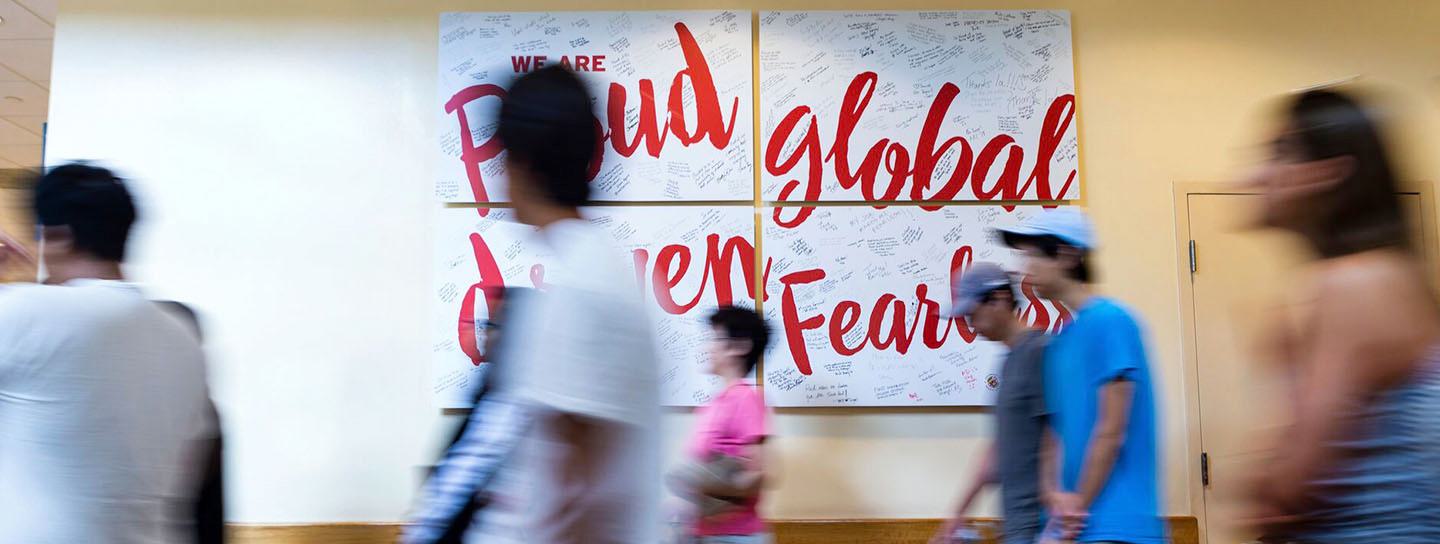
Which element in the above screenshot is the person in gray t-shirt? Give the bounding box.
[933,262,1048,544]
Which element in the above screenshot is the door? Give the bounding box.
[1185,192,1425,543]
[0,174,36,283]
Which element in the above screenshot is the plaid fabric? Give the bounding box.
[403,392,530,544]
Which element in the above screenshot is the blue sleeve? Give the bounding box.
[1092,309,1146,385]
[402,392,530,544]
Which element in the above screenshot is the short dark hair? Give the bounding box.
[708,306,770,376]
[1026,235,1092,283]
[1281,89,1409,258]
[498,66,597,207]
[32,163,137,261]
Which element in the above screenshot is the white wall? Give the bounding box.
[47,0,1440,524]
[48,6,444,521]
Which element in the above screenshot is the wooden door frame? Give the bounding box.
[1172,182,1438,544]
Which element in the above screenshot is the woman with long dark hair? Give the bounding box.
[1244,89,1440,542]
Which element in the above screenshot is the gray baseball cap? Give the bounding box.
[950,262,1014,318]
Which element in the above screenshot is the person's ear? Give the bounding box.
[40,225,74,255]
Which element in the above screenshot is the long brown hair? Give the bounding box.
[1282,89,1410,258]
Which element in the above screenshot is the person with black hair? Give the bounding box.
[31,162,137,282]
[1239,89,1440,542]
[0,163,217,543]
[471,66,660,544]
[997,208,1166,544]
[497,65,598,224]
[669,306,773,544]
[932,263,1048,544]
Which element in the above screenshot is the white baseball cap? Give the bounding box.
[995,207,1095,250]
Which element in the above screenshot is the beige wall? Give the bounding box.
[47,0,1440,524]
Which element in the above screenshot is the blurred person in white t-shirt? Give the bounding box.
[0,164,217,543]
[470,66,661,544]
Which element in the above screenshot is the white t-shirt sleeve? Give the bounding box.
[516,221,658,425]
[525,284,655,424]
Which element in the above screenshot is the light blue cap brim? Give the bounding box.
[996,225,1091,250]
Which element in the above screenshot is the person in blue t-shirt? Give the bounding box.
[996,208,1167,544]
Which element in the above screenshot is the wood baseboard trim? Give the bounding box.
[771,517,1199,543]
[228,523,402,543]
[772,518,952,543]
[228,516,1199,544]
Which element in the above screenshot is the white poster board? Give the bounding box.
[759,11,1079,225]
[436,11,754,203]
[762,206,1068,406]
[432,207,757,407]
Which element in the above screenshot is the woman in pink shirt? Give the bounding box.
[674,306,773,544]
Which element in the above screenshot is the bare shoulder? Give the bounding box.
[1313,249,1432,308]
[1311,249,1440,380]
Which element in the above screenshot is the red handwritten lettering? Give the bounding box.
[457,233,506,364]
[667,22,739,148]
[765,107,824,227]
[631,248,650,301]
[948,246,980,344]
[780,275,976,376]
[609,80,669,157]
[652,244,701,313]
[828,301,864,356]
[774,245,1069,375]
[443,84,507,216]
[448,23,739,208]
[459,230,1064,375]
[765,71,1078,226]
[779,270,827,376]
[1020,277,1070,334]
[647,234,770,314]
[458,230,768,363]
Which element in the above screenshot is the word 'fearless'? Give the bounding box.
[510,55,606,73]
[776,246,1069,375]
[454,226,1069,374]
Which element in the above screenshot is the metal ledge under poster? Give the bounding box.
[762,206,1068,407]
[432,207,757,408]
[436,11,755,204]
[759,11,1079,212]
